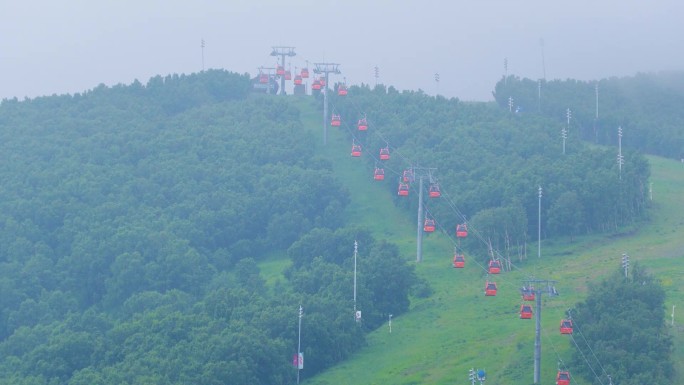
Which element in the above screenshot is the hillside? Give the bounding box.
[0,71,679,384]
[305,147,684,384]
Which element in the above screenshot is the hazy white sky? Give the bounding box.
[2,0,683,101]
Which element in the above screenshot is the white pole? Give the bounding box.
[595,82,599,119]
[389,314,393,333]
[297,305,303,384]
[650,182,653,201]
[353,241,358,319]
[618,126,623,180]
[538,186,542,258]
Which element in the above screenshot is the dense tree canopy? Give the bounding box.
[0,71,418,384]
[493,72,684,159]
[569,264,673,385]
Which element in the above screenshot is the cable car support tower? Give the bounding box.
[522,278,558,384]
[313,62,341,145]
[413,167,437,263]
[270,46,296,95]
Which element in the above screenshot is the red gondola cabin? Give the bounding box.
[373,168,385,181]
[423,218,436,232]
[398,183,409,196]
[331,114,341,127]
[259,73,268,84]
[357,117,368,131]
[294,75,303,85]
[285,70,292,80]
[312,80,322,90]
[485,281,497,296]
[338,84,348,96]
[453,253,465,268]
[379,147,390,160]
[319,77,326,87]
[402,169,414,183]
[456,224,468,238]
[556,371,570,385]
[351,144,362,157]
[276,66,285,75]
[560,319,573,335]
[301,68,309,78]
[522,286,535,301]
[488,260,501,274]
[520,304,533,319]
[428,183,441,198]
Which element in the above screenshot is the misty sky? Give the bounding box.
[2,0,683,101]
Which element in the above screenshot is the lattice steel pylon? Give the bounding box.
[313,63,341,145]
[270,46,296,95]
[522,278,559,384]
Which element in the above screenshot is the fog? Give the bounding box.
[2,0,683,101]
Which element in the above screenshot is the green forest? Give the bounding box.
[0,69,678,384]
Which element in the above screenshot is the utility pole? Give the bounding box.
[201,38,205,71]
[353,241,361,322]
[595,82,599,119]
[434,72,440,95]
[618,126,624,180]
[650,182,653,201]
[270,46,296,95]
[538,186,542,258]
[561,125,567,155]
[538,79,542,112]
[314,62,341,145]
[563,108,571,154]
[540,38,546,81]
[504,57,508,85]
[523,278,558,384]
[296,305,303,384]
[412,167,437,263]
[594,82,599,143]
[623,253,630,276]
[508,96,513,113]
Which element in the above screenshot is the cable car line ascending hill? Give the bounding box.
[320,82,614,385]
[255,50,618,384]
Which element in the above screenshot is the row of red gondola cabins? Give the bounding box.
[344,112,576,334]
[336,115,368,130]
[261,66,347,94]
[349,145,391,160]
[268,67,342,92]
[344,86,572,385]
